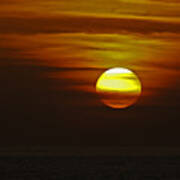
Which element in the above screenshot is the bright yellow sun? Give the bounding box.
[96,67,142,109]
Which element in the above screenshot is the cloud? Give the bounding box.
[1,0,180,18]
[1,31,179,109]
[149,0,180,3]
[0,15,180,35]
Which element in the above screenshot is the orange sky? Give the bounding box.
[0,0,180,107]
[0,0,180,148]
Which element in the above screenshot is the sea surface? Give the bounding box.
[0,156,180,179]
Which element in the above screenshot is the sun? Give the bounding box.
[96,67,142,109]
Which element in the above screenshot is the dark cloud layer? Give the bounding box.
[1,15,180,35]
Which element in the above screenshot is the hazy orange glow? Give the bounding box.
[0,0,180,149]
[0,0,180,108]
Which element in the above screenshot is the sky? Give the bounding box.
[0,0,180,151]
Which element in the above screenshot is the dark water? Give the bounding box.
[0,156,180,179]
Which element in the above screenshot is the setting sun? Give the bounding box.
[96,68,142,109]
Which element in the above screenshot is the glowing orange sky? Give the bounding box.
[0,0,180,108]
[0,0,180,149]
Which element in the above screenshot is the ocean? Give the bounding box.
[0,156,180,179]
